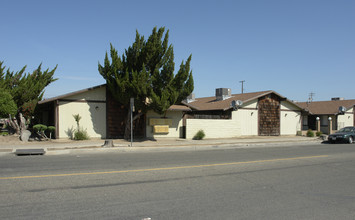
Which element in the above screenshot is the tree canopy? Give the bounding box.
[98,27,194,116]
[0,61,57,118]
[0,89,17,118]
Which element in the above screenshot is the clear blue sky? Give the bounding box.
[1,0,354,102]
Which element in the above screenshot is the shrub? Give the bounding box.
[47,126,55,139]
[33,124,48,140]
[193,130,205,140]
[306,129,315,137]
[73,114,82,129]
[71,114,89,140]
[74,128,90,140]
[33,124,48,132]
[316,131,323,137]
[0,132,9,136]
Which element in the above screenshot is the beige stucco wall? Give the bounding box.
[236,100,258,136]
[186,101,258,139]
[236,109,258,135]
[280,101,302,135]
[146,110,184,138]
[58,87,106,139]
[186,117,239,139]
[186,99,303,139]
[337,107,354,129]
[280,101,299,110]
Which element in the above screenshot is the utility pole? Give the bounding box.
[130,97,134,147]
[239,80,245,94]
[308,92,315,103]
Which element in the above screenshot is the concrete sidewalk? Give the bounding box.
[0,136,323,155]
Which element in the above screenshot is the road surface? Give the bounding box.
[1,143,355,219]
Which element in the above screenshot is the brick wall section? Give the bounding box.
[106,88,145,138]
[258,94,280,136]
[106,88,126,138]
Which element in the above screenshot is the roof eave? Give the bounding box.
[181,101,201,111]
[38,84,106,105]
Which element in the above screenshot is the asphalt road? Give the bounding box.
[1,143,355,220]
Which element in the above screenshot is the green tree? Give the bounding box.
[0,89,17,118]
[0,61,58,118]
[99,27,194,138]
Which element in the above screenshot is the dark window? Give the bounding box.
[188,110,232,119]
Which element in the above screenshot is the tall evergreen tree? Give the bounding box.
[98,27,194,138]
[0,61,57,118]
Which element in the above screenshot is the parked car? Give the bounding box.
[328,126,355,144]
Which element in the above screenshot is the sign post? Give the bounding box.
[130,98,134,147]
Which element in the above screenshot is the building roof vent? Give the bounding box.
[184,93,195,103]
[338,106,346,114]
[216,88,231,101]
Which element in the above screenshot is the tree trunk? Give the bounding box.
[6,113,28,135]
[124,111,131,140]
[123,111,144,140]
[7,114,20,134]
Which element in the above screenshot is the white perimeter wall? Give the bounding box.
[186,117,239,139]
[280,101,302,135]
[186,100,258,139]
[58,86,106,139]
[186,99,302,139]
[337,107,354,129]
[238,100,258,136]
[146,110,184,138]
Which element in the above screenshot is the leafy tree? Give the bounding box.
[0,89,17,118]
[99,27,194,138]
[0,61,58,118]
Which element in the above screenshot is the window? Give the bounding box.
[188,110,232,119]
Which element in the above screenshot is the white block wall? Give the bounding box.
[186,117,239,139]
[186,99,303,139]
[337,107,354,129]
[280,101,302,135]
[186,101,258,139]
[146,110,184,138]
[236,109,258,136]
[280,110,301,135]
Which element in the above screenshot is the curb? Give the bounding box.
[0,139,324,156]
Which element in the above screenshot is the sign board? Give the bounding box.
[149,118,172,126]
[153,125,169,134]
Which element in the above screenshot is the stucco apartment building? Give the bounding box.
[38,84,190,139]
[38,85,306,139]
[182,89,303,139]
[298,98,355,134]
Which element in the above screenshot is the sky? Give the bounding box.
[1,0,354,102]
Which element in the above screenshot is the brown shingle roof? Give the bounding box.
[297,100,355,115]
[167,104,191,111]
[38,84,106,104]
[39,84,191,111]
[183,90,295,111]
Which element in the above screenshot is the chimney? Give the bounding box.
[216,88,231,101]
